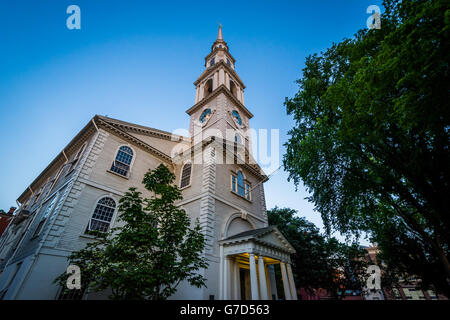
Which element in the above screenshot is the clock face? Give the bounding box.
[232,110,242,126]
[199,108,212,123]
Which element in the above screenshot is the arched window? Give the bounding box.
[237,170,245,197]
[180,162,192,188]
[210,57,215,67]
[110,146,133,177]
[231,170,251,200]
[88,197,116,232]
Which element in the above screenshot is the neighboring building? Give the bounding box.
[0,208,15,237]
[297,288,362,300]
[0,26,297,300]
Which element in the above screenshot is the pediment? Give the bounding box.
[220,226,295,254]
[256,227,296,254]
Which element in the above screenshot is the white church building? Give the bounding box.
[0,26,298,300]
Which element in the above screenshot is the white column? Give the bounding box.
[258,256,269,300]
[265,264,272,299]
[233,258,240,300]
[286,263,298,300]
[199,84,204,101]
[225,72,230,89]
[214,71,219,90]
[268,265,278,300]
[219,69,225,86]
[224,256,231,299]
[249,253,259,300]
[219,245,224,299]
[280,262,292,300]
[195,86,199,103]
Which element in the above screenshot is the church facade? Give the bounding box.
[0,27,297,300]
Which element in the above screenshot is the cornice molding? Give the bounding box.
[97,115,190,143]
[186,84,253,119]
[17,120,97,203]
[96,117,173,164]
[194,60,245,89]
[204,47,236,65]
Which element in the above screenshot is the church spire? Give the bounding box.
[211,24,228,52]
[217,24,223,41]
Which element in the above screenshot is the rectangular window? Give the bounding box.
[231,175,236,192]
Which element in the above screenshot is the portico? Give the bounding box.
[218,226,297,300]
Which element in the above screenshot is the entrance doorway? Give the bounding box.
[239,268,251,300]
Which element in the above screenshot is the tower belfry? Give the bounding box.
[186,25,254,152]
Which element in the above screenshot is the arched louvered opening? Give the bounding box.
[229,80,238,98]
[204,78,213,98]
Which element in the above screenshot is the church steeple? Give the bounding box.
[187,26,254,151]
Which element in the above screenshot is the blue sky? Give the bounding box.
[0,0,383,244]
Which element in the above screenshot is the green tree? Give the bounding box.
[268,207,367,298]
[56,164,208,300]
[283,0,449,294]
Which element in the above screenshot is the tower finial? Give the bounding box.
[217,24,223,41]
